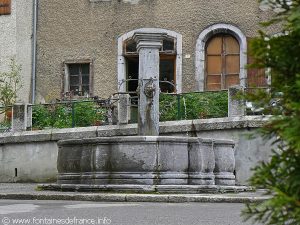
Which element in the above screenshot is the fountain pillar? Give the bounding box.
[133,32,167,136]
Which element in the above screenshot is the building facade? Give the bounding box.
[0,0,34,103]
[36,0,273,102]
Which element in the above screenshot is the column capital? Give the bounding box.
[133,32,167,52]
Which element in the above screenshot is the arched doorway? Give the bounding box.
[205,34,240,90]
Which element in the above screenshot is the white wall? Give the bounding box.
[0,0,33,103]
[0,116,273,184]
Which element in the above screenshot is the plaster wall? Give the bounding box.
[196,129,273,185]
[0,141,58,182]
[0,0,33,103]
[0,116,273,185]
[36,0,276,101]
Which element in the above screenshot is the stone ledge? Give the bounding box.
[0,192,271,203]
[0,183,271,203]
[38,184,253,194]
[0,116,269,144]
[160,116,270,134]
[89,0,111,2]
[0,130,52,144]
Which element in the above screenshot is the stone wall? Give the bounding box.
[0,116,273,185]
[0,0,33,103]
[36,0,277,101]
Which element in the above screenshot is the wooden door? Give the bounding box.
[206,35,240,90]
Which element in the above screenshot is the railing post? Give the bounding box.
[27,105,32,130]
[118,94,131,125]
[109,94,119,125]
[12,103,30,132]
[228,86,245,117]
[71,102,75,128]
[177,94,181,120]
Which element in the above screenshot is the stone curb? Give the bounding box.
[0,193,271,203]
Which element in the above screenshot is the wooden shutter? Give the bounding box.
[0,0,11,15]
[224,35,240,89]
[206,34,240,91]
[206,36,222,90]
[247,38,267,88]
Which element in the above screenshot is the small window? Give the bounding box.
[65,63,92,97]
[161,38,175,52]
[0,0,11,15]
[124,38,176,54]
[125,39,137,54]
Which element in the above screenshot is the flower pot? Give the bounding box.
[94,120,102,126]
[5,110,12,121]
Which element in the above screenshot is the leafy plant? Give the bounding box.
[0,58,22,107]
[32,101,107,129]
[242,1,300,224]
[159,91,228,121]
[0,120,11,132]
[0,58,22,121]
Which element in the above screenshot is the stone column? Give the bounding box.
[12,103,29,132]
[228,86,245,117]
[118,93,131,125]
[133,32,167,136]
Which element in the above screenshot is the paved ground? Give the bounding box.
[0,183,271,203]
[0,199,260,225]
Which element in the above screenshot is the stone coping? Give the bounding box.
[57,136,235,146]
[58,136,193,146]
[0,116,269,144]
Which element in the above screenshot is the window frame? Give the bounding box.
[195,23,247,91]
[123,37,177,93]
[62,59,94,97]
[118,28,182,94]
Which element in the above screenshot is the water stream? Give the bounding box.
[182,96,189,136]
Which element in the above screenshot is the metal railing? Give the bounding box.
[159,90,228,122]
[29,97,117,130]
[0,86,274,132]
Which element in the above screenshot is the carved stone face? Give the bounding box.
[144,82,156,98]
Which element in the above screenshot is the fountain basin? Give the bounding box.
[57,136,235,187]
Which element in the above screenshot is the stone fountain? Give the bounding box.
[44,32,244,193]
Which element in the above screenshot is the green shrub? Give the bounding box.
[242,1,300,224]
[32,105,52,129]
[73,102,106,127]
[32,101,106,129]
[0,120,11,132]
[159,91,228,121]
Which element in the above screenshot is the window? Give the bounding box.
[205,34,240,90]
[64,62,93,97]
[118,28,182,94]
[0,0,11,15]
[247,38,268,88]
[124,37,176,93]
